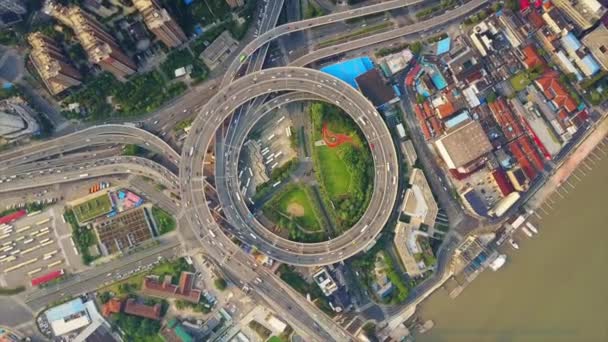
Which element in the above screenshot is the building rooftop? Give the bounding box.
[161,318,194,342]
[521,44,544,69]
[320,57,374,88]
[354,69,396,107]
[582,24,608,70]
[535,70,578,113]
[94,207,154,255]
[142,271,202,303]
[101,298,122,317]
[435,120,493,170]
[124,298,161,320]
[199,30,238,69]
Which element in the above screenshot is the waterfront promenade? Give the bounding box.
[527,115,608,212]
[417,141,608,342]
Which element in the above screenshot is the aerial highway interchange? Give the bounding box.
[0,1,493,340]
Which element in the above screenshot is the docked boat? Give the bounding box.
[509,238,519,249]
[490,254,507,271]
[521,226,534,237]
[526,222,539,234]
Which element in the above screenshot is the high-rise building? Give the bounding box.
[133,0,186,48]
[0,0,26,15]
[27,32,83,95]
[550,0,607,30]
[225,0,245,8]
[44,1,137,79]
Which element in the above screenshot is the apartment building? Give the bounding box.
[133,0,186,48]
[27,32,83,95]
[44,1,137,79]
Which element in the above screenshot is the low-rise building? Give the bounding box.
[312,268,338,296]
[560,32,601,77]
[45,298,92,337]
[434,120,493,173]
[378,49,413,76]
[93,207,154,255]
[141,271,202,303]
[124,298,162,320]
[534,70,578,113]
[355,69,398,109]
[160,318,194,342]
[582,24,608,71]
[199,30,238,70]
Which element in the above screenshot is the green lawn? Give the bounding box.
[510,72,531,91]
[316,146,351,198]
[72,194,112,223]
[268,336,284,342]
[151,207,175,235]
[267,185,321,231]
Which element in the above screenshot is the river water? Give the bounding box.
[417,147,608,342]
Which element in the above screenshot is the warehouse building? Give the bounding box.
[434,120,493,173]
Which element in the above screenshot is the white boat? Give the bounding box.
[490,254,507,271]
[521,226,534,237]
[509,238,519,250]
[526,222,539,234]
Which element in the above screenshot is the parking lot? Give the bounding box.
[240,109,298,198]
[0,208,82,288]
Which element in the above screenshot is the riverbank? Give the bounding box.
[416,136,608,342]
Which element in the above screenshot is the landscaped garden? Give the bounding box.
[310,102,374,232]
[263,183,326,242]
[71,193,112,223]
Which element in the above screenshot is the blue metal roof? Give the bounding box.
[463,190,488,216]
[561,32,581,51]
[321,57,374,89]
[45,298,85,322]
[444,111,470,128]
[581,55,601,76]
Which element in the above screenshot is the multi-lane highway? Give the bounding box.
[0,124,179,172]
[292,0,488,67]
[221,0,426,86]
[0,1,497,340]
[181,67,399,266]
[0,156,178,193]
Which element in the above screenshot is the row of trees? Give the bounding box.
[63,209,98,265]
[64,71,188,121]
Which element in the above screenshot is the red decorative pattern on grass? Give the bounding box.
[322,122,353,148]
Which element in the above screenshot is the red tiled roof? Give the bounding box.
[436,101,456,119]
[429,116,443,135]
[526,10,545,29]
[535,71,577,113]
[492,169,515,196]
[124,298,161,320]
[141,271,201,304]
[102,298,123,317]
[521,45,543,69]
